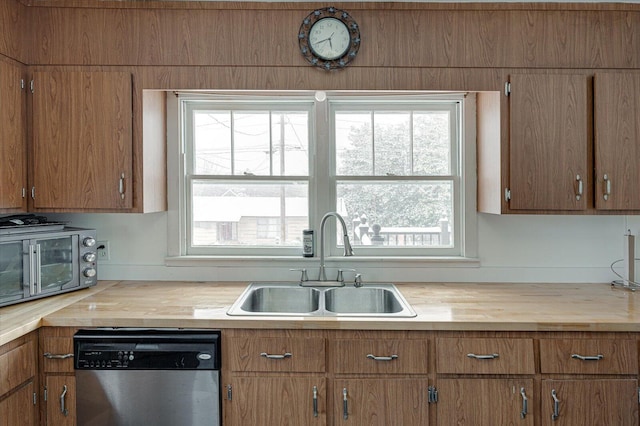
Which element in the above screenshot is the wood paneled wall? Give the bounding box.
[20,2,640,92]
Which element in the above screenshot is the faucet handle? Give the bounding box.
[336,268,356,283]
[354,273,363,288]
[290,268,308,283]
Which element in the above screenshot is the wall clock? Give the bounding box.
[298,7,361,70]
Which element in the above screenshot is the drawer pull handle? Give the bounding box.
[551,389,560,421]
[44,353,74,359]
[571,353,604,361]
[260,352,292,360]
[60,385,69,416]
[467,353,499,360]
[520,387,528,419]
[366,354,398,362]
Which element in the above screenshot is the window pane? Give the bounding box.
[234,112,270,175]
[336,181,453,247]
[374,112,411,176]
[271,112,309,176]
[335,112,373,175]
[194,111,231,175]
[413,111,451,175]
[191,180,308,247]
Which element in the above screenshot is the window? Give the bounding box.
[171,92,475,259]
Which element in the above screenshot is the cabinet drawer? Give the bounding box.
[540,339,637,374]
[228,337,325,373]
[0,339,36,397]
[330,339,428,374]
[436,338,535,374]
[41,336,75,373]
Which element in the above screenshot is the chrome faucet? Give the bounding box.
[316,212,354,283]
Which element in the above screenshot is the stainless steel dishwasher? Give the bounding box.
[74,328,221,426]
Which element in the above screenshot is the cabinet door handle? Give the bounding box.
[467,353,499,360]
[603,174,611,201]
[312,385,318,418]
[520,387,528,419]
[575,175,583,200]
[342,388,348,420]
[43,352,74,359]
[260,352,292,360]
[551,389,560,421]
[366,354,398,362]
[571,353,604,361]
[60,385,69,416]
[118,173,126,199]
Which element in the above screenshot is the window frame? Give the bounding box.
[166,91,478,262]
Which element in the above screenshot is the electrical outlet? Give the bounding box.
[96,241,110,261]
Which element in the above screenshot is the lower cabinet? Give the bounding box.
[540,379,639,425]
[225,377,326,425]
[0,331,38,426]
[334,378,429,425]
[39,327,77,426]
[436,378,534,425]
[43,376,76,426]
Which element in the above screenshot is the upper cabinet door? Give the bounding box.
[508,74,589,211]
[594,72,640,210]
[31,71,133,211]
[0,61,27,212]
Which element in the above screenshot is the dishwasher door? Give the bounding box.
[76,369,220,426]
[74,329,221,426]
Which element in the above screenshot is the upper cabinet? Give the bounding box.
[0,60,27,212]
[480,71,640,214]
[30,70,133,211]
[594,72,640,211]
[506,73,590,212]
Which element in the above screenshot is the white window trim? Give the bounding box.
[166,91,478,267]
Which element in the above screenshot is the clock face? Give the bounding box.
[309,18,351,61]
[298,7,360,70]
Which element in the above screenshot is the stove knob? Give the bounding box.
[83,237,97,247]
[83,268,97,278]
[83,252,97,262]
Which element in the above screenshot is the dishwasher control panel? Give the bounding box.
[74,328,221,370]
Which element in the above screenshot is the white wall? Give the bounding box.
[47,212,640,284]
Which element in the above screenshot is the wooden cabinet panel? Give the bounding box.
[539,338,637,375]
[436,338,535,374]
[228,336,325,373]
[594,72,640,210]
[330,338,428,374]
[437,378,534,426]
[44,375,76,426]
[540,379,638,425]
[225,377,325,426]
[0,339,36,397]
[31,70,133,211]
[334,378,429,426]
[508,73,589,211]
[0,60,27,212]
[0,381,37,426]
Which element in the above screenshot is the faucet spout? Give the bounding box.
[318,212,354,282]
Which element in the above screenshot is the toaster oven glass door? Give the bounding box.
[0,241,29,304]
[32,235,79,295]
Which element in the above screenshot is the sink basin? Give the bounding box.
[227,282,416,317]
[324,287,404,314]
[238,284,320,314]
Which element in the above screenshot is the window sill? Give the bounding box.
[165,255,480,268]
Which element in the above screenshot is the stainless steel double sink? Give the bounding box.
[227,282,416,317]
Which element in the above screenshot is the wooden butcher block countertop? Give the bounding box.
[2,280,639,345]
